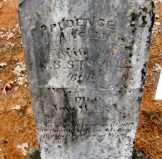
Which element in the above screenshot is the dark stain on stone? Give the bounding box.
[141,15,147,26]
[137,96,142,104]
[18,0,25,8]
[113,103,118,109]
[141,63,147,85]
[71,28,78,39]
[148,3,155,37]
[62,89,78,143]
[118,71,129,97]
[40,63,46,71]
[40,24,47,31]
[59,31,65,45]
[125,44,133,50]
[128,10,139,34]
[139,62,148,95]
[141,1,155,29]
[130,12,139,23]
[142,7,148,13]
[139,87,143,93]
[129,53,133,57]
[31,19,51,85]
[150,2,155,28]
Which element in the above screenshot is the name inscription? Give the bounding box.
[40,17,115,31]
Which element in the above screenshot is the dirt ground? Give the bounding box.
[135,1,162,159]
[0,0,162,159]
[0,0,38,159]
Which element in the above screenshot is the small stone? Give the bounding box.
[153,63,162,72]
[17,143,29,156]
[2,80,16,95]
[155,21,161,26]
[0,62,7,68]
[13,62,28,85]
[9,105,21,111]
[155,14,160,19]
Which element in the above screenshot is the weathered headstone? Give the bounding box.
[19,0,154,159]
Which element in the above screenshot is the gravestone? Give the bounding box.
[19,0,154,159]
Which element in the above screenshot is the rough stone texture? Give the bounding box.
[19,0,154,159]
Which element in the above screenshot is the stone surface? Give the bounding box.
[19,0,154,159]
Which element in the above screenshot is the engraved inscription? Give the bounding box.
[41,17,116,31]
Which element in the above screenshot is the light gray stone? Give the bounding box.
[19,0,154,159]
